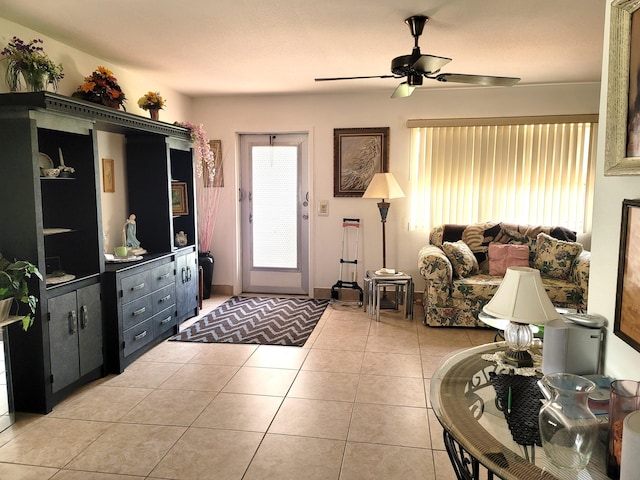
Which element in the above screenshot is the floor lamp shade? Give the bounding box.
[363,173,405,269]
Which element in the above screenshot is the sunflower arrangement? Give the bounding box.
[72,66,126,109]
[137,91,165,111]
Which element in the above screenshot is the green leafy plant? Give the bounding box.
[1,36,64,92]
[0,253,43,331]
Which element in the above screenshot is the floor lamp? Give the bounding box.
[363,171,405,278]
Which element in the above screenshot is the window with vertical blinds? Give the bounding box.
[408,115,598,233]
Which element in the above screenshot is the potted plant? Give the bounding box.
[1,36,64,92]
[0,253,43,331]
[72,66,126,110]
[137,91,165,120]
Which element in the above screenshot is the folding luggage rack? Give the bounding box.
[330,218,363,306]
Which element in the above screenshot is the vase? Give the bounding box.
[198,251,214,299]
[538,373,599,470]
[149,109,160,120]
[607,380,640,479]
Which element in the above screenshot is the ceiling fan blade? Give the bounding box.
[315,75,396,82]
[412,54,452,74]
[434,73,520,86]
[391,82,415,98]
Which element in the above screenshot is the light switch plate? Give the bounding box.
[318,200,329,216]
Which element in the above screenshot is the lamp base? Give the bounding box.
[503,349,533,368]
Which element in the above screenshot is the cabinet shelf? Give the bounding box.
[43,228,74,236]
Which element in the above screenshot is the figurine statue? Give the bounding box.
[123,214,147,255]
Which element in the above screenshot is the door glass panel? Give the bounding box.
[252,145,298,269]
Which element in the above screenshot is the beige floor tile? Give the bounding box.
[0,462,58,479]
[150,427,263,480]
[119,389,216,426]
[158,363,238,391]
[244,345,310,369]
[187,342,258,365]
[368,317,418,338]
[222,366,298,396]
[361,351,423,377]
[428,409,445,451]
[52,470,145,479]
[424,379,432,408]
[288,370,359,402]
[301,348,364,374]
[319,317,371,336]
[433,449,458,480]
[0,417,112,468]
[349,403,431,448]
[365,335,421,355]
[101,361,183,389]
[193,392,283,432]
[355,375,426,407]
[243,434,344,480]
[49,386,152,422]
[341,442,435,480]
[137,340,203,364]
[269,397,353,440]
[310,333,368,351]
[421,354,445,379]
[65,423,185,476]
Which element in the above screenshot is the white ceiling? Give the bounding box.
[0,0,606,98]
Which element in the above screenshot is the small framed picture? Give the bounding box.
[171,182,189,216]
[102,158,115,193]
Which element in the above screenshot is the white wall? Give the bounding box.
[590,3,640,381]
[191,83,600,295]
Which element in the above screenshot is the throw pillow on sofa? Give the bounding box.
[488,244,530,276]
[443,240,479,278]
[533,232,583,280]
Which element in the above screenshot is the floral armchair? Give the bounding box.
[418,222,590,327]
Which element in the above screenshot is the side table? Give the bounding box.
[364,270,413,322]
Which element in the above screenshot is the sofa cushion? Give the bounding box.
[533,232,583,280]
[488,244,530,275]
[442,241,479,278]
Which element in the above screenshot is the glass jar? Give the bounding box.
[607,380,640,479]
[538,373,599,470]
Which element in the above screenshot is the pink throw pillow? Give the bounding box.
[488,244,530,276]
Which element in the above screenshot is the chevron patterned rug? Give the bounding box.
[170,296,329,346]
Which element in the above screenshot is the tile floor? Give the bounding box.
[0,296,495,479]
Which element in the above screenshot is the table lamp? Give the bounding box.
[483,267,560,367]
[362,172,405,269]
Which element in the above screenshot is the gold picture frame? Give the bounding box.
[605,1,640,175]
[333,127,389,197]
[171,182,189,216]
[615,199,640,352]
[102,158,115,192]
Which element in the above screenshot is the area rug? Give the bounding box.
[170,296,329,346]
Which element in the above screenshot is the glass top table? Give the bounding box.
[430,342,610,480]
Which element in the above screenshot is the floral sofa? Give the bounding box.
[418,221,590,327]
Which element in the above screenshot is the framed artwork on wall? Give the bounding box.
[102,158,115,192]
[614,198,640,352]
[605,1,640,175]
[171,182,189,216]
[333,127,389,197]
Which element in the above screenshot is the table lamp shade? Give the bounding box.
[483,267,560,325]
[363,173,405,200]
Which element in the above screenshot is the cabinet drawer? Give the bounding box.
[152,262,175,290]
[122,295,154,331]
[123,318,154,357]
[120,270,152,304]
[153,307,176,337]
[152,284,176,314]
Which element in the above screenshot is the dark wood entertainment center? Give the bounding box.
[0,92,199,413]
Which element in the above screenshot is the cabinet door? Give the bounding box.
[49,291,80,394]
[76,283,103,377]
[176,252,198,320]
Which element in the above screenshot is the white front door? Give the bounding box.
[240,133,309,294]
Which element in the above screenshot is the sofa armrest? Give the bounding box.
[571,250,590,307]
[418,245,453,303]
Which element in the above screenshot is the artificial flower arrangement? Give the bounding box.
[72,66,126,109]
[137,91,165,111]
[175,121,216,184]
[1,36,64,92]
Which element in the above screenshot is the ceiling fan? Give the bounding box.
[315,15,520,98]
